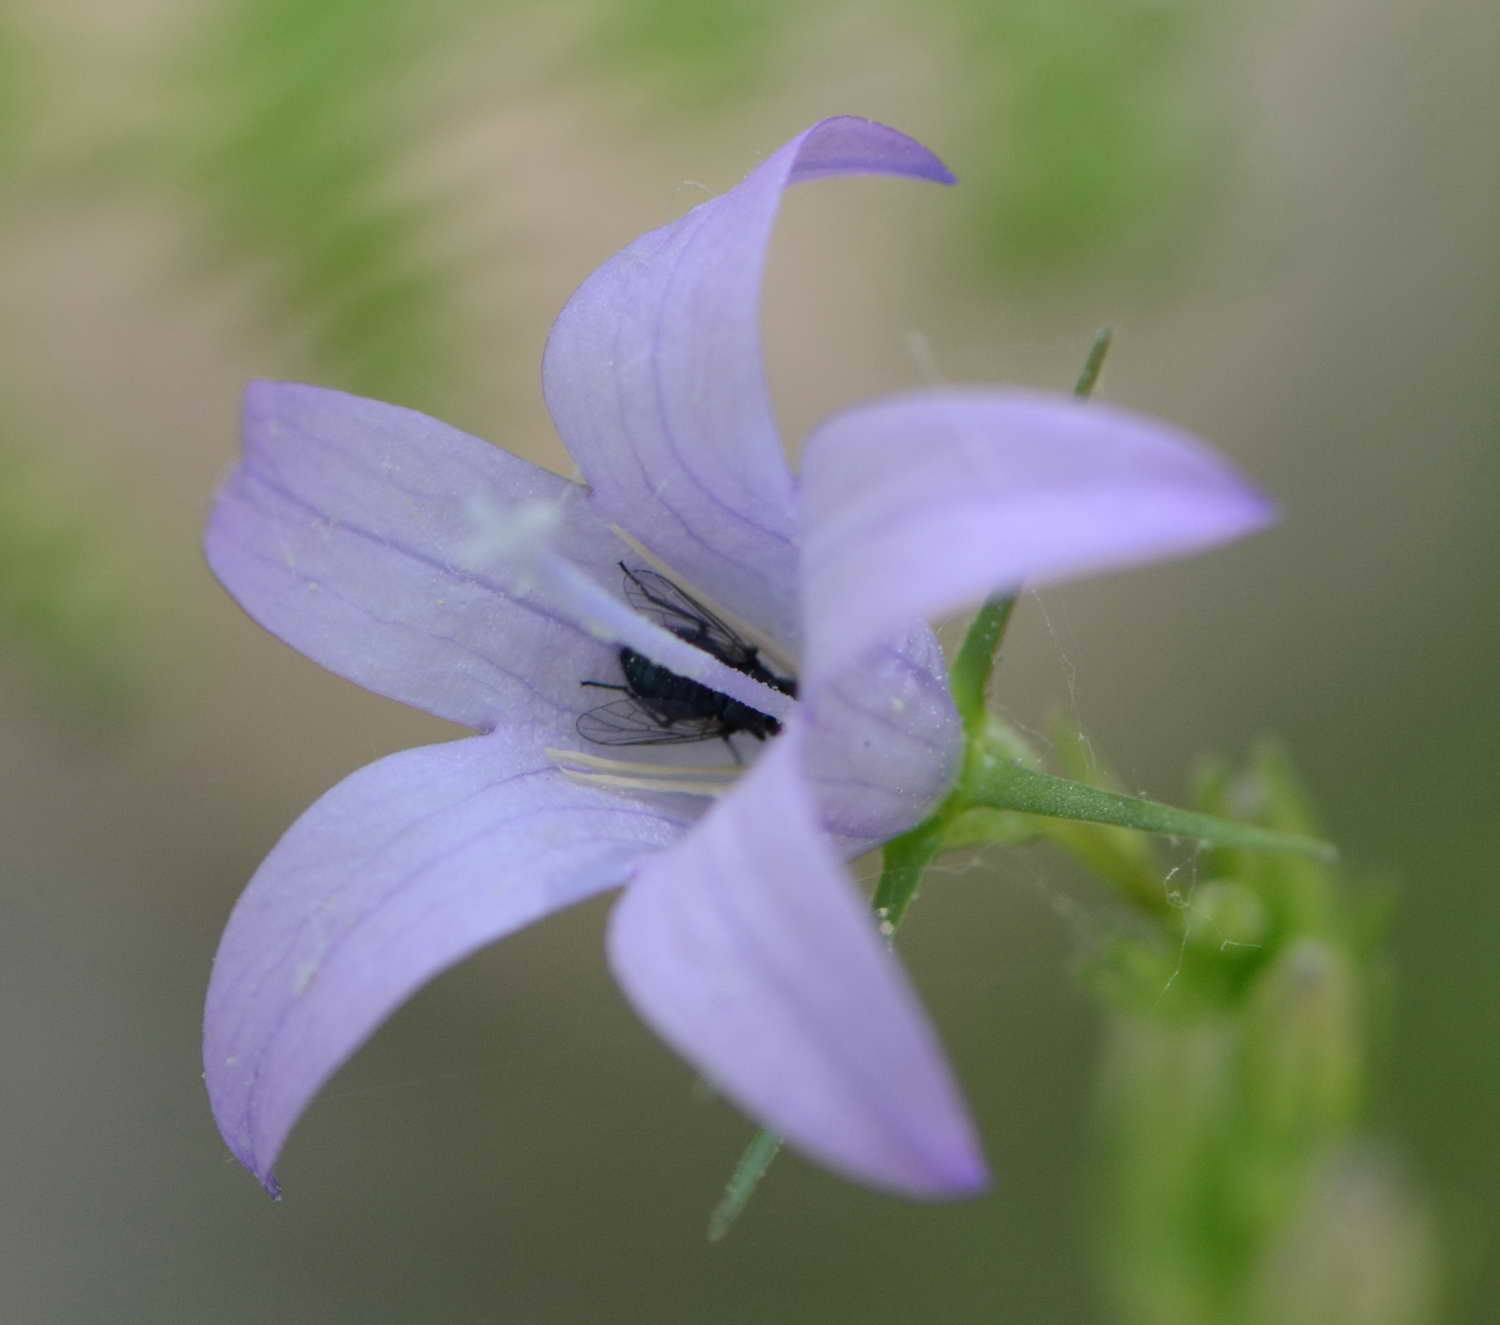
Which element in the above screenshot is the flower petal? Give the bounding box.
[205,730,689,1191]
[542,116,954,646]
[798,389,1277,680]
[207,381,633,730]
[803,625,961,845]
[606,723,987,1198]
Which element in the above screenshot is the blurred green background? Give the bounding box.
[2,0,1494,1320]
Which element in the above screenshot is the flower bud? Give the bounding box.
[1247,1147,1435,1325]
[1244,937,1360,1142]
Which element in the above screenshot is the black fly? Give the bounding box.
[577,563,797,759]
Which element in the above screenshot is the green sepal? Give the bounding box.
[947,595,1016,739]
[707,1128,783,1244]
[872,815,949,930]
[940,805,1042,852]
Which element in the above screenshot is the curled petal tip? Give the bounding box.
[795,115,956,187]
[890,1125,991,1201]
[1242,486,1281,532]
[936,1153,992,1200]
[1204,480,1280,552]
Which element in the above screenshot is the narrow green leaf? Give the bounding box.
[156,0,489,406]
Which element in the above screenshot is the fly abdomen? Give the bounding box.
[619,647,731,721]
[617,647,780,737]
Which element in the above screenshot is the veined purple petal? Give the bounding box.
[607,723,987,1199]
[803,625,961,845]
[205,730,689,1191]
[542,116,954,648]
[208,382,635,731]
[798,389,1277,680]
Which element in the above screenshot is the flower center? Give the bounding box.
[554,562,799,797]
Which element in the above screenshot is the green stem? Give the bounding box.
[965,756,1336,860]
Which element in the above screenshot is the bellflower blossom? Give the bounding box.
[203,117,1272,1200]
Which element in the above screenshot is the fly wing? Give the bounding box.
[620,565,757,666]
[575,697,723,747]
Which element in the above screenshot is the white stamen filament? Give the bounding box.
[546,747,742,799]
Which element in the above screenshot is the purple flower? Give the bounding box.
[203,117,1272,1200]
